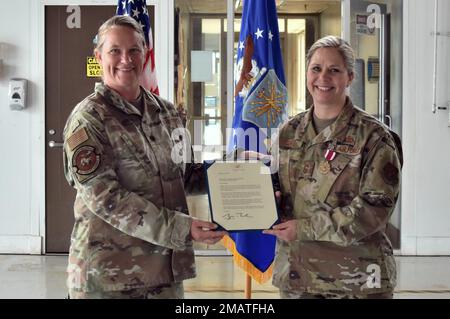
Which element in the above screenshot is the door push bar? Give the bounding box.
[432,0,450,113]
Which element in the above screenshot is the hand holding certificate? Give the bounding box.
[205,161,278,231]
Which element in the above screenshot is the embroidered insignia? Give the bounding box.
[67,127,88,151]
[344,136,355,145]
[279,138,295,148]
[382,162,399,186]
[242,69,288,128]
[302,161,315,176]
[348,146,361,154]
[72,145,100,176]
[336,145,350,153]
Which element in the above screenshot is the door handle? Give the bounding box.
[48,140,64,148]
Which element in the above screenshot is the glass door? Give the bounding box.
[343,0,388,121]
[342,0,403,249]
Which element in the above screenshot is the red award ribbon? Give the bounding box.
[324,149,336,161]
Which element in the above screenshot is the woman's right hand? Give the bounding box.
[190,219,227,245]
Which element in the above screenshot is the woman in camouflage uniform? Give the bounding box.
[63,16,226,299]
[264,36,402,299]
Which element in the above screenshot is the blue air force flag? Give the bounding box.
[231,0,287,154]
[223,0,287,284]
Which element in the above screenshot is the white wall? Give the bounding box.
[401,0,450,255]
[0,0,43,253]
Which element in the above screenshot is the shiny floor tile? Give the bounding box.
[1,254,450,299]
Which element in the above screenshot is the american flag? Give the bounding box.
[116,0,159,95]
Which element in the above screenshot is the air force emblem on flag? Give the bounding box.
[235,57,262,99]
[242,69,287,129]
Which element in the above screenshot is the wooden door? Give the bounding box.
[45,5,155,253]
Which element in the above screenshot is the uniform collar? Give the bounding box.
[95,82,161,116]
[299,97,357,147]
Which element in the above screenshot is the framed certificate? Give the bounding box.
[205,160,279,231]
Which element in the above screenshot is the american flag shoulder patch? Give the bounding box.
[67,127,89,151]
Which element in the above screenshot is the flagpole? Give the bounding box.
[245,274,252,299]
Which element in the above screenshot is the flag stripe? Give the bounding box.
[117,0,159,94]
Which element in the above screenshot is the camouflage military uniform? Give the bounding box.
[63,83,195,298]
[69,282,184,299]
[273,97,402,298]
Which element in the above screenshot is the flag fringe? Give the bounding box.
[221,235,273,284]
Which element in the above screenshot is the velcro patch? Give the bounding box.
[382,162,399,186]
[302,161,315,177]
[279,138,295,148]
[344,136,355,145]
[336,145,350,153]
[67,127,89,151]
[72,145,101,183]
[336,144,360,155]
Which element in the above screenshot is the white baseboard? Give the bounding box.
[0,235,42,254]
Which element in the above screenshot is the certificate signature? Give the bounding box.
[222,212,252,220]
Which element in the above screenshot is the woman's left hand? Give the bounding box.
[263,219,298,242]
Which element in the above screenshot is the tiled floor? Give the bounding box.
[1,254,450,299]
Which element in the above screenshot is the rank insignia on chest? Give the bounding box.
[303,161,315,176]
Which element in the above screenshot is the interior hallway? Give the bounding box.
[1,255,450,299]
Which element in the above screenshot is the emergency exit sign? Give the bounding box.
[86,57,102,77]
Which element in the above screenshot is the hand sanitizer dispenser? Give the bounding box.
[9,79,27,110]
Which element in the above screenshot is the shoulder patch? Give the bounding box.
[382,162,399,186]
[72,145,101,183]
[67,127,89,151]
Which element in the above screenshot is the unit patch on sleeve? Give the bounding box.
[72,145,101,182]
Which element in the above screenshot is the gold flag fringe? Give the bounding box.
[221,235,273,284]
